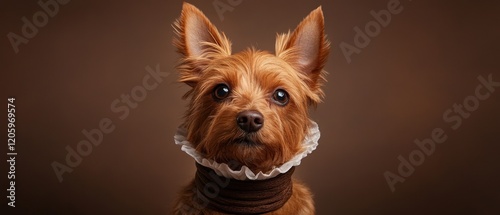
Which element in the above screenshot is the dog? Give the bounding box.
[172,2,330,214]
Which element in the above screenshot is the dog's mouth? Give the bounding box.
[233,135,261,146]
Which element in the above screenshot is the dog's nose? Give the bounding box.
[236,110,264,133]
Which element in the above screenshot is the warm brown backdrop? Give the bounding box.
[1,0,499,214]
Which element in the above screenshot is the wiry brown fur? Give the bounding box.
[172,2,330,215]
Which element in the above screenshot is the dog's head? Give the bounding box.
[174,3,329,173]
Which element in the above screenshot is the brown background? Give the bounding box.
[1,0,500,214]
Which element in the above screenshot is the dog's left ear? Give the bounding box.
[276,6,330,104]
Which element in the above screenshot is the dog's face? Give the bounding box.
[174,3,329,172]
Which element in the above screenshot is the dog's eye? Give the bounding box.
[272,89,289,106]
[213,84,231,101]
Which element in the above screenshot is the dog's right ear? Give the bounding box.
[173,2,232,87]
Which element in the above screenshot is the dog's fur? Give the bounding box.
[172,3,329,214]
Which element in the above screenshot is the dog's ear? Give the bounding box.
[276,6,330,104]
[173,2,231,87]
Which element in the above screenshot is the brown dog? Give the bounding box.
[172,2,330,214]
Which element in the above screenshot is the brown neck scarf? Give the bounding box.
[194,162,294,214]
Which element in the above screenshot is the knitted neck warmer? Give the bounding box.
[195,162,294,214]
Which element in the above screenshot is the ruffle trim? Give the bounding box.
[174,121,320,180]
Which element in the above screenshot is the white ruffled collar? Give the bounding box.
[174,121,320,180]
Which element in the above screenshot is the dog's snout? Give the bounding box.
[236,110,264,133]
